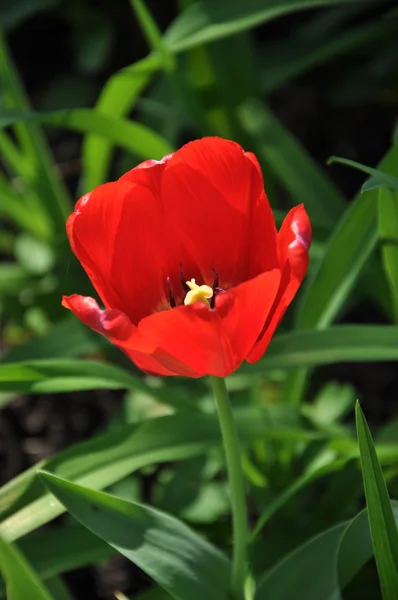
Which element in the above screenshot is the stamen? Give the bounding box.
[167,276,176,308]
[184,278,213,308]
[211,267,219,309]
[180,264,190,293]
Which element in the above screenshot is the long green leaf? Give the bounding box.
[0,536,54,600]
[130,0,174,71]
[165,0,367,53]
[283,144,398,405]
[242,325,398,372]
[297,144,398,330]
[378,188,398,318]
[355,403,398,600]
[0,32,70,232]
[0,525,112,597]
[329,156,398,192]
[238,98,345,224]
[0,359,148,393]
[82,54,161,189]
[0,407,308,541]
[255,523,348,600]
[261,13,398,94]
[38,472,231,600]
[0,109,173,165]
[255,501,398,600]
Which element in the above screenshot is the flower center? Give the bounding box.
[184,278,214,308]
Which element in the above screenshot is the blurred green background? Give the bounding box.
[1,1,398,599]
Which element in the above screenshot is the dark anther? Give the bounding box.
[211,267,219,291]
[210,267,219,309]
[167,276,176,308]
[180,263,190,293]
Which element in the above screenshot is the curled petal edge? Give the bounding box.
[247,205,311,363]
[62,295,199,377]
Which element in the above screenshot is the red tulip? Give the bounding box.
[63,137,311,377]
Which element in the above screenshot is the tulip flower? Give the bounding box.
[63,137,311,378]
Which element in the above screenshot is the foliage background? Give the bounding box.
[1,0,398,599]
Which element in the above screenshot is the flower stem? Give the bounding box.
[210,376,248,599]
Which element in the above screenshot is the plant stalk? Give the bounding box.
[210,376,248,599]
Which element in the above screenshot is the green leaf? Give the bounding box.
[0,32,70,232]
[0,536,54,600]
[82,54,161,189]
[0,359,147,393]
[298,188,377,330]
[298,144,398,330]
[0,407,307,541]
[0,524,112,598]
[261,13,398,94]
[38,472,231,600]
[0,317,100,364]
[237,98,345,224]
[255,501,398,600]
[0,175,52,240]
[329,156,398,192]
[130,0,174,71]
[355,403,398,600]
[378,188,398,318]
[283,143,398,404]
[241,325,398,372]
[0,109,173,164]
[255,522,348,600]
[165,0,366,53]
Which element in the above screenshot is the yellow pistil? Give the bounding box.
[184,278,213,308]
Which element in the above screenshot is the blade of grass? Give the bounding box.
[0,175,52,239]
[82,54,161,189]
[164,0,367,53]
[355,402,398,600]
[0,109,173,166]
[329,156,398,192]
[130,0,174,71]
[238,98,346,224]
[0,31,70,232]
[284,143,398,405]
[261,12,398,94]
[378,188,398,319]
[241,325,398,372]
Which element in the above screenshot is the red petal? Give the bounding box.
[247,205,311,363]
[119,153,173,197]
[161,137,278,287]
[136,269,281,377]
[62,294,197,377]
[67,180,171,324]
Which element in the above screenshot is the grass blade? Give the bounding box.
[82,54,161,189]
[378,188,398,319]
[241,325,398,372]
[0,31,70,232]
[0,109,173,166]
[238,98,345,224]
[355,403,398,600]
[165,0,367,53]
[329,156,398,192]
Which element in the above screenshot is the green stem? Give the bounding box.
[210,376,248,599]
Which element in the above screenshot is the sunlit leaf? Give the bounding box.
[38,472,231,600]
